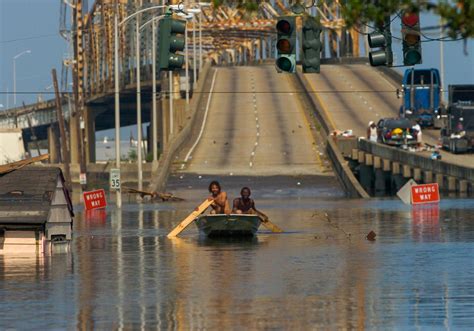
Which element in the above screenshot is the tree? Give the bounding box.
[340,1,472,39]
[209,1,473,39]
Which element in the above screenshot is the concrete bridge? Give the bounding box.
[2,1,473,198]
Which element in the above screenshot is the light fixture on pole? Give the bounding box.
[115,4,171,201]
[177,11,194,106]
[188,8,201,88]
[13,50,31,106]
[139,14,168,162]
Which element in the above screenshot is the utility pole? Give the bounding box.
[135,18,143,192]
[439,17,445,102]
[52,68,71,190]
[72,0,87,189]
[152,18,158,162]
[22,102,41,156]
[114,8,122,208]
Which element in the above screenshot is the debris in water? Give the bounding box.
[366,231,376,241]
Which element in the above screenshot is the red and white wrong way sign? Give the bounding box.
[83,189,107,210]
[411,183,440,204]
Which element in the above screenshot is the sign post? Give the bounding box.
[110,168,121,191]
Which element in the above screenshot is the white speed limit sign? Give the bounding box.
[110,168,121,190]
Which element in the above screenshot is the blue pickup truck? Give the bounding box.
[399,68,445,128]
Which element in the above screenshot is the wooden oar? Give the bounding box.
[255,210,283,233]
[167,198,214,238]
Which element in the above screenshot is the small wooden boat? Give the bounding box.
[195,214,262,237]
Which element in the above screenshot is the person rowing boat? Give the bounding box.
[208,180,231,214]
[232,187,256,214]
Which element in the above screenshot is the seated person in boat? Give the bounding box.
[209,180,231,214]
[232,187,256,214]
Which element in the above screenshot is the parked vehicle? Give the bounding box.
[377,118,417,146]
[399,68,445,128]
[441,85,474,154]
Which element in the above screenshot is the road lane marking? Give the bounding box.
[181,68,218,169]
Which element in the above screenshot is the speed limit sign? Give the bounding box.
[110,168,121,190]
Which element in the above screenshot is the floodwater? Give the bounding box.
[1,175,474,330]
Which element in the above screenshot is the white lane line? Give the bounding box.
[181,69,218,169]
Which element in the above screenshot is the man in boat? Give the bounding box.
[208,180,231,214]
[232,187,256,214]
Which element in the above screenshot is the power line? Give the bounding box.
[0,33,59,44]
[0,90,401,95]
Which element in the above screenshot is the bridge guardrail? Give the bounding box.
[358,139,474,182]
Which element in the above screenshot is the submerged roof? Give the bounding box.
[0,166,73,225]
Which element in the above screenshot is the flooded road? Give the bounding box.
[1,175,474,329]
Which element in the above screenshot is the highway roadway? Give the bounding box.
[178,65,326,176]
[305,63,474,167]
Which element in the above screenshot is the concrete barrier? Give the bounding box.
[359,139,474,181]
[295,68,370,198]
[327,137,370,198]
[147,62,212,193]
[358,139,474,191]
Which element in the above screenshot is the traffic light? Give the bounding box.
[367,16,393,67]
[302,16,322,73]
[401,10,422,66]
[275,16,296,73]
[158,16,186,70]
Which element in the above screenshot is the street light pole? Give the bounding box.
[115,5,169,199]
[192,17,197,88]
[199,11,202,70]
[13,50,31,106]
[114,10,122,208]
[185,21,190,105]
[169,70,174,137]
[151,18,158,162]
[135,18,143,191]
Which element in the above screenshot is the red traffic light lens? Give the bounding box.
[277,38,292,53]
[277,20,291,34]
[402,13,419,27]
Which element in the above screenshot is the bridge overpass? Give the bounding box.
[296,59,474,196]
[2,0,473,197]
[176,65,327,176]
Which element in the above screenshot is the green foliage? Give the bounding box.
[208,0,472,38]
[128,149,137,162]
[342,0,473,39]
[211,0,259,11]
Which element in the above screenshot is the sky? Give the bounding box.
[0,0,68,109]
[0,0,473,114]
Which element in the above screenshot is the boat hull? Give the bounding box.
[195,214,262,237]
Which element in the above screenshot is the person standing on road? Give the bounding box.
[412,120,422,148]
[367,121,378,142]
